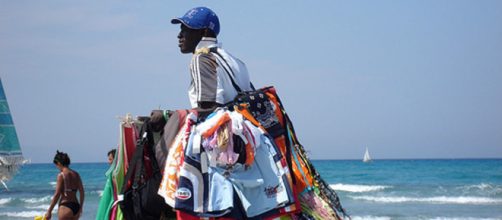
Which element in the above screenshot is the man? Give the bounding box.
[150,7,253,132]
[172,6,253,112]
[150,5,255,185]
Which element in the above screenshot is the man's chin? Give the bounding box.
[180,49,192,54]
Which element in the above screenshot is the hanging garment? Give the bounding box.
[120,119,169,220]
[158,113,194,207]
[228,133,291,217]
[95,155,116,220]
[154,109,189,172]
[170,109,295,218]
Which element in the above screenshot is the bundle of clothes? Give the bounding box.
[97,87,348,220]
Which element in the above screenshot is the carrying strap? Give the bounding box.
[121,119,161,193]
[209,47,255,93]
[122,132,145,194]
[146,128,161,175]
[121,119,164,219]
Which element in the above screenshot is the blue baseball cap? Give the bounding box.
[171,7,220,36]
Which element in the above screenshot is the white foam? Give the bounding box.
[330,183,391,193]
[0,198,11,205]
[459,183,490,191]
[351,216,501,220]
[470,183,493,190]
[21,196,52,203]
[459,183,502,195]
[429,218,502,220]
[27,204,50,210]
[89,190,104,196]
[351,195,502,205]
[351,215,392,220]
[0,211,43,217]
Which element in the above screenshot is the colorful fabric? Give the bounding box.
[155,109,188,172]
[106,121,139,220]
[158,115,192,207]
[120,86,348,219]
[95,156,116,220]
[229,134,291,217]
[158,109,298,218]
[233,87,349,219]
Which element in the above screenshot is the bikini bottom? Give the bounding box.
[60,201,80,215]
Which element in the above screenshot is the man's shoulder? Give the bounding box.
[191,51,217,74]
[192,51,217,64]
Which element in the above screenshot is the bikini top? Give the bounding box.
[60,172,78,196]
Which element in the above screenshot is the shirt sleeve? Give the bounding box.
[190,53,218,103]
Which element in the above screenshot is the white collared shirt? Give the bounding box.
[188,37,253,108]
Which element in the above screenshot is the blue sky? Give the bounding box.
[1,1,501,163]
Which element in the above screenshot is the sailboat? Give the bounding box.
[0,78,26,190]
[363,147,372,163]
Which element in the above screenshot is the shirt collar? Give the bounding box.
[196,37,220,50]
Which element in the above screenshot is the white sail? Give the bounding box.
[363,147,372,163]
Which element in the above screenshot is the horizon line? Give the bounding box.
[24,157,502,164]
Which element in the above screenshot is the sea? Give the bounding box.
[1,159,501,220]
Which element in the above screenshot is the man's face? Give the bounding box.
[108,154,114,165]
[177,24,204,54]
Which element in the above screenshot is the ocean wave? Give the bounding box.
[330,183,391,192]
[457,183,502,195]
[350,195,502,205]
[348,216,501,220]
[429,218,502,220]
[87,190,104,196]
[0,198,11,205]
[350,216,392,220]
[21,196,52,204]
[27,204,50,210]
[0,211,44,217]
[466,183,493,190]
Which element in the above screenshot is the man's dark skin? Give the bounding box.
[177,24,219,110]
[150,24,218,131]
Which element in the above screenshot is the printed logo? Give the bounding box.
[264,184,283,198]
[175,187,192,200]
[186,9,198,19]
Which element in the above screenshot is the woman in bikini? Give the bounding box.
[45,150,85,220]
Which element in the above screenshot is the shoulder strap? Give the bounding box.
[145,122,161,174]
[209,47,243,93]
[122,130,145,193]
[176,109,189,129]
[122,119,163,194]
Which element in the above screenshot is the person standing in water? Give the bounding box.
[45,150,85,220]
